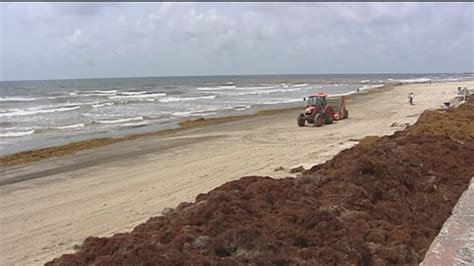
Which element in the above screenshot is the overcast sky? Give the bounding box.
[1,2,473,81]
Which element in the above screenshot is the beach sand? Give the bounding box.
[0,81,472,265]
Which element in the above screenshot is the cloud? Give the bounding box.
[68,29,83,44]
[1,2,473,80]
[51,3,119,16]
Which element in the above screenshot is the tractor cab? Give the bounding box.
[304,92,327,107]
[303,92,328,115]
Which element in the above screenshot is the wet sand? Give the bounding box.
[0,81,472,265]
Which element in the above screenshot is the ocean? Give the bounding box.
[0,73,472,155]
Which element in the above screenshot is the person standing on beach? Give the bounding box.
[408,93,414,105]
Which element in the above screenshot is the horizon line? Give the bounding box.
[1,71,473,83]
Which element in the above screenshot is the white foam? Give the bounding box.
[198,112,217,116]
[328,91,356,97]
[234,105,251,111]
[197,87,231,91]
[172,111,217,117]
[395,78,431,84]
[119,121,150,127]
[91,102,114,108]
[234,85,278,91]
[94,90,118,94]
[96,116,144,124]
[0,106,80,118]
[220,88,304,96]
[47,94,73,100]
[0,96,38,102]
[219,85,236,89]
[69,101,100,107]
[0,129,35,138]
[171,111,193,117]
[108,93,166,99]
[294,83,308,87]
[158,95,216,103]
[120,91,147,95]
[197,85,277,91]
[358,84,384,91]
[54,123,85,130]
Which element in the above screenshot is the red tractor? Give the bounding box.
[297,93,348,127]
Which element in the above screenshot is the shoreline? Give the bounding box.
[0,84,391,168]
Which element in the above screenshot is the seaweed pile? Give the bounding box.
[47,99,474,265]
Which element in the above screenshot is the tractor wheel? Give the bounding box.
[297,114,305,127]
[314,114,323,127]
[324,106,334,124]
[344,109,349,119]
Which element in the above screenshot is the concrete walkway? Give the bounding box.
[421,178,474,265]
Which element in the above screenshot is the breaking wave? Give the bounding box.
[54,123,85,130]
[0,96,39,102]
[358,84,384,91]
[119,121,151,128]
[108,93,166,99]
[393,78,432,84]
[120,91,147,95]
[293,83,308,87]
[197,87,232,91]
[0,129,36,138]
[171,111,217,117]
[328,91,356,97]
[0,106,80,118]
[219,88,305,96]
[234,105,251,111]
[197,85,277,91]
[91,102,114,108]
[94,90,118,94]
[96,116,144,124]
[158,95,216,103]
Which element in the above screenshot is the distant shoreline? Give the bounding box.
[2,72,472,83]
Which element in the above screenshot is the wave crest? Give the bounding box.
[0,96,38,102]
[108,93,166,99]
[0,106,80,118]
[96,116,144,124]
[54,123,85,130]
[0,129,36,138]
[158,95,216,103]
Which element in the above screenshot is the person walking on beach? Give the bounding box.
[408,92,414,105]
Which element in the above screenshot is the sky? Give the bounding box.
[1,2,473,81]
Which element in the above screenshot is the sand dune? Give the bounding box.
[0,81,472,265]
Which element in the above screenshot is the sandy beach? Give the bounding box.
[0,81,472,265]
